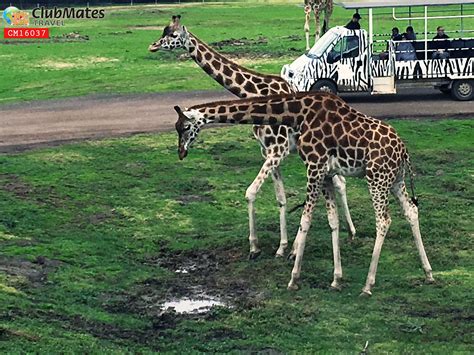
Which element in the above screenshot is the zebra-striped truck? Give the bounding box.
[281,1,473,101]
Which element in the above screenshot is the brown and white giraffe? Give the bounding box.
[173,92,434,295]
[149,16,356,260]
[304,0,334,50]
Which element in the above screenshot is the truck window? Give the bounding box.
[328,35,360,63]
[343,36,360,58]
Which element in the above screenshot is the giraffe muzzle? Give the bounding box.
[179,146,188,160]
[148,43,160,52]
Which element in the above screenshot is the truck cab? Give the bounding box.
[281,27,372,94]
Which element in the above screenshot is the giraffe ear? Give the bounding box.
[174,106,183,115]
[177,15,181,19]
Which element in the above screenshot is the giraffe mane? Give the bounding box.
[189,31,287,81]
[189,91,342,110]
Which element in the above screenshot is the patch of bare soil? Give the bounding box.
[129,26,163,30]
[210,36,268,48]
[105,247,265,332]
[0,173,69,207]
[0,255,63,288]
[53,32,89,41]
[1,32,89,45]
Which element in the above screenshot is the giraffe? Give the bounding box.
[173,92,435,295]
[149,16,356,260]
[304,0,334,50]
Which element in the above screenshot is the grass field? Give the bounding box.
[1,3,471,104]
[1,119,473,352]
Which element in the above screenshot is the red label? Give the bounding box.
[4,28,49,39]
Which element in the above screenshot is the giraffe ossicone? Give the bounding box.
[174,92,434,294]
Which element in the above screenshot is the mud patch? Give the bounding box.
[0,173,70,208]
[0,255,62,288]
[129,26,163,30]
[53,32,89,41]
[210,36,268,48]
[106,248,265,327]
[175,194,213,205]
[35,56,119,70]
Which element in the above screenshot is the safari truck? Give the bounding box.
[281,0,474,100]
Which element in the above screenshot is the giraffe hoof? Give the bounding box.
[359,290,372,298]
[248,250,261,260]
[287,283,299,291]
[425,276,435,284]
[330,282,342,291]
[348,231,356,241]
[287,253,296,262]
[275,252,285,258]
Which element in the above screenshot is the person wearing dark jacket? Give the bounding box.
[345,13,361,30]
[432,26,450,59]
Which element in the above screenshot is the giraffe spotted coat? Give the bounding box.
[175,92,434,295]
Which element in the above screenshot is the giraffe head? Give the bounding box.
[148,15,188,52]
[174,105,209,160]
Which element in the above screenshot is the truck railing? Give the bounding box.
[372,37,474,60]
[373,29,474,38]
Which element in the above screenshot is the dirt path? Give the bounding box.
[1,88,472,153]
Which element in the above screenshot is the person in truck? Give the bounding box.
[432,26,450,59]
[345,12,361,30]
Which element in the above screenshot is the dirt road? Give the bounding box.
[1,88,472,153]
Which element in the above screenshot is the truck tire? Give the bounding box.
[311,80,337,95]
[451,80,473,101]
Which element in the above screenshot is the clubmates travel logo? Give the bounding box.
[2,5,106,39]
[2,6,29,26]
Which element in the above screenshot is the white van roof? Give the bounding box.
[339,0,473,9]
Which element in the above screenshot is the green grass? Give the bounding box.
[0,119,473,352]
[1,3,470,104]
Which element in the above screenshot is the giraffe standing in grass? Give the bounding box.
[173,92,434,295]
[149,16,356,260]
[304,0,334,50]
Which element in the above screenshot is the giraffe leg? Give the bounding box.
[246,150,287,259]
[361,182,392,296]
[271,167,289,258]
[332,175,356,240]
[323,1,333,34]
[288,165,324,290]
[391,180,434,283]
[322,179,343,290]
[313,5,321,44]
[304,5,311,51]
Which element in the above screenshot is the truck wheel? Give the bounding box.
[451,80,473,101]
[311,80,337,94]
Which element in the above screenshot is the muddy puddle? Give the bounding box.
[161,294,228,314]
[107,248,265,324]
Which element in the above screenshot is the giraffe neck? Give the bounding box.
[184,31,293,98]
[187,93,311,127]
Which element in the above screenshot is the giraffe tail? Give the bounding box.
[404,151,418,206]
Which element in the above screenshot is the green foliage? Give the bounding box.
[0,119,473,352]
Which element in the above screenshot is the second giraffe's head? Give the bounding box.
[148,15,188,52]
[173,105,209,160]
